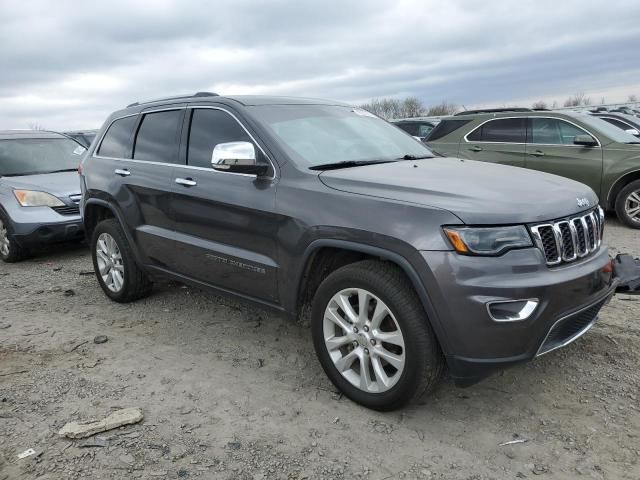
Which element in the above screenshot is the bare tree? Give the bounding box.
[426,101,458,116]
[359,97,457,119]
[28,122,46,131]
[628,94,638,103]
[401,97,424,118]
[531,100,548,109]
[563,92,591,107]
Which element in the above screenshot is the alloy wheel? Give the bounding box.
[625,189,640,223]
[0,219,10,257]
[96,233,125,292]
[323,288,406,393]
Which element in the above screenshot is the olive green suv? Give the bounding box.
[426,108,640,228]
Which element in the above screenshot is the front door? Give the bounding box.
[525,117,603,197]
[169,106,280,303]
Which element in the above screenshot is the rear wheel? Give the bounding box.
[615,179,640,229]
[0,213,28,263]
[91,218,152,302]
[311,260,445,411]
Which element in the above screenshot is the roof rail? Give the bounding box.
[454,107,532,116]
[127,91,219,108]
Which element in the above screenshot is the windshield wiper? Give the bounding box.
[399,154,434,160]
[309,160,396,171]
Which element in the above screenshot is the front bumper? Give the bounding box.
[7,205,84,248]
[418,246,615,386]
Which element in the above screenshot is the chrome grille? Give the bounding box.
[530,207,604,266]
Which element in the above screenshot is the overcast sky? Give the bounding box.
[1,0,640,130]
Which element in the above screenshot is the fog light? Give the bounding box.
[487,299,539,322]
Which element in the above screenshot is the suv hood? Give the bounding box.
[1,171,80,198]
[319,158,599,224]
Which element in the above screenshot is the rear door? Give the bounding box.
[106,106,185,267]
[525,117,603,196]
[462,117,527,167]
[168,106,280,303]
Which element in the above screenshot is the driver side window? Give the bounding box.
[187,108,256,168]
[529,118,591,145]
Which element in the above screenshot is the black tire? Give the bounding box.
[615,180,640,229]
[91,218,152,302]
[311,260,445,411]
[0,211,29,263]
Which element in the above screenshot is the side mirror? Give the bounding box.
[211,141,268,176]
[573,135,598,147]
[625,128,640,137]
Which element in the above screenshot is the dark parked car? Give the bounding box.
[0,130,85,262]
[81,93,617,410]
[591,113,640,137]
[426,108,640,228]
[64,130,98,148]
[391,118,438,141]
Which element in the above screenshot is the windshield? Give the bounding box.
[574,114,640,143]
[248,105,434,167]
[0,138,85,176]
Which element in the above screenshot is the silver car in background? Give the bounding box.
[0,130,85,262]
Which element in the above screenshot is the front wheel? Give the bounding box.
[0,213,28,263]
[615,179,640,229]
[91,218,152,302]
[311,260,445,411]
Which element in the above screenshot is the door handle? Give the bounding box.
[114,168,130,177]
[469,146,483,152]
[175,177,197,187]
[529,151,545,157]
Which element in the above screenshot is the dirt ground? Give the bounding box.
[1,217,638,480]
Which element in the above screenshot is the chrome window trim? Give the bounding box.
[92,106,277,180]
[598,116,637,130]
[463,116,602,148]
[463,116,526,145]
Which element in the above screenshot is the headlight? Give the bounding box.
[443,225,532,256]
[13,190,64,207]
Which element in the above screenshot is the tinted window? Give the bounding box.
[529,118,590,145]
[187,109,253,168]
[426,119,471,141]
[467,118,526,142]
[396,122,419,136]
[97,116,137,158]
[133,110,183,163]
[601,117,633,131]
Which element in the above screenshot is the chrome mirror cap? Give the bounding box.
[211,141,257,170]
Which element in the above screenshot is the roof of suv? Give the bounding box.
[440,109,595,122]
[0,130,69,140]
[122,92,350,110]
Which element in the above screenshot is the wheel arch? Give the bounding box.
[83,198,145,265]
[294,239,450,354]
[607,169,640,209]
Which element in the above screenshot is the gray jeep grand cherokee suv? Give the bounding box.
[80,93,616,410]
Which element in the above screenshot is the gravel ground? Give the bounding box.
[1,217,638,480]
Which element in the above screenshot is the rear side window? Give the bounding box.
[601,117,633,131]
[133,110,183,163]
[187,108,254,168]
[97,116,137,158]
[426,119,471,141]
[466,118,526,143]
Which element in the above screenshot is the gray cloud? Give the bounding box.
[1,0,639,129]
